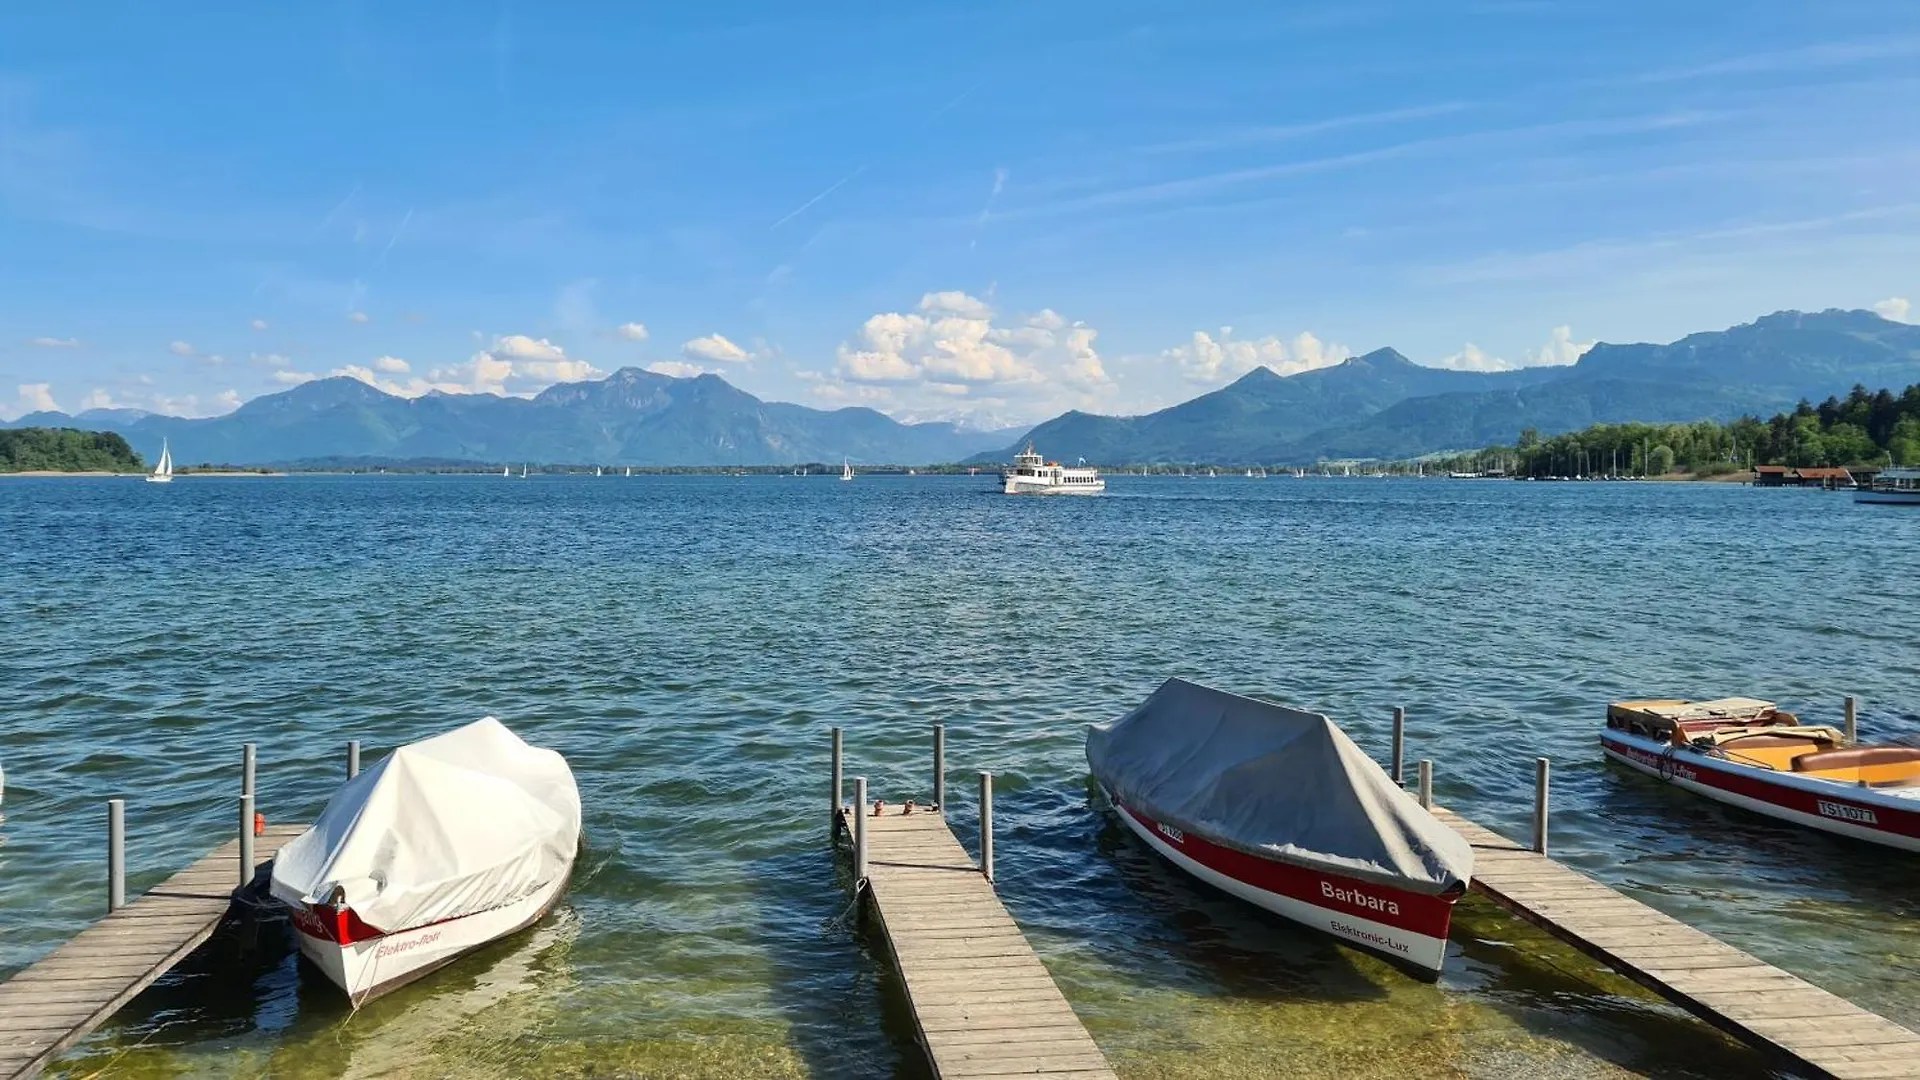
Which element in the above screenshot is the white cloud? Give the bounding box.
[7,383,61,419]
[250,318,269,331]
[142,390,240,419]
[200,353,226,366]
[214,389,242,411]
[821,291,1116,424]
[28,336,79,348]
[272,370,318,386]
[1162,327,1351,384]
[1874,297,1911,323]
[1433,326,1596,371]
[919,290,994,320]
[80,389,117,410]
[493,334,566,362]
[617,322,650,342]
[251,352,292,367]
[1528,325,1595,366]
[645,360,711,379]
[1432,343,1515,372]
[348,311,370,324]
[373,355,410,374]
[426,335,605,396]
[169,340,196,357]
[683,333,751,364]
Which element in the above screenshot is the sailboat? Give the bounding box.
[520,465,528,479]
[146,439,174,483]
[595,466,602,477]
[502,465,510,478]
[625,467,632,478]
[841,459,854,482]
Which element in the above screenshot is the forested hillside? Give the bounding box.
[0,428,145,473]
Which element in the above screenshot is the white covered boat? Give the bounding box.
[1856,466,1920,505]
[269,718,581,1005]
[1088,679,1473,976]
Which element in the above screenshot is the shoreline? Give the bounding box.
[0,470,288,478]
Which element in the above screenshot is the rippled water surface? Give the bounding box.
[2,474,1917,1078]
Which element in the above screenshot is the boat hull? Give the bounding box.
[1854,490,1920,505]
[144,475,172,483]
[1600,730,1920,852]
[1100,786,1456,975]
[289,868,571,1006]
[1003,477,1105,495]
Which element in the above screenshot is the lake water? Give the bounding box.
[1,474,1916,1079]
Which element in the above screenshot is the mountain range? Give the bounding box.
[10,309,1920,466]
[974,308,1920,463]
[4,367,1018,467]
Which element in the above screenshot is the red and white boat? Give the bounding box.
[269,718,581,1006]
[1087,679,1473,977]
[1602,698,1920,852]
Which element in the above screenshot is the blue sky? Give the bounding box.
[4,1,1918,426]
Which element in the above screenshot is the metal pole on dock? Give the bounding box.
[852,776,869,886]
[1532,758,1551,855]
[933,724,946,811]
[1417,760,1433,810]
[1844,696,1858,745]
[347,739,361,778]
[107,799,126,913]
[1391,707,1405,787]
[979,771,994,884]
[830,727,843,835]
[242,742,256,799]
[239,794,255,889]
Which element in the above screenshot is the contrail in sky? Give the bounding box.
[771,165,867,229]
[315,183,362,233]
[380,208,413,261]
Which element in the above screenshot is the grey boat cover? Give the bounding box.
[1086,679,1473,894]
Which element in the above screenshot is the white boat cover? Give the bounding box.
[1087,679,1473,895]
[270,717,580,933]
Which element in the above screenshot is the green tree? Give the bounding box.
[1649,444,1675,476]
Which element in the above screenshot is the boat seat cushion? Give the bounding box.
[1792,747,1920,772]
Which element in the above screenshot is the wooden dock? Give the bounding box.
[1435,807,1920,1080]
[843,806,1117,1080]
[0,824,305,1080]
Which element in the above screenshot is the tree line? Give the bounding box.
[1431,383,1920,477]
[0,428,146,473]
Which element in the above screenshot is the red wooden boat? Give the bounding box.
[1088,679,1473,977]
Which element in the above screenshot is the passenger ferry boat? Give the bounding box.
[1856,466,1920,505]
[1002,443,1105,495]
[1601,698,1920,852]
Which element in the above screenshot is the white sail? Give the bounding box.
[502,465,510,477]
[146,439,174,483]
[841,459,854,481]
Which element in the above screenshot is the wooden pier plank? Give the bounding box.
[1434,808,1920,1080]
[845,808,1117,1080]
[0,824,304,1080]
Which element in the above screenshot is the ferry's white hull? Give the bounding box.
[290,870,570,1006]
[1003,477,1105,495]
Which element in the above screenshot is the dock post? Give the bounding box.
[933,723,946,811]
[852,776,868,887]
[239,794,255,889]
[107,798,126,913]
[979,771,994,884]
[1417,760,1433,809]
[1391,707,1406,787]
[242,742,256,799]
[1845,696,1858,745]
[1532,758,1551,855]
[830,727,843,835]
[347,739,361,778]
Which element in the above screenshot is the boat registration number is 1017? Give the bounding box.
[1817,800,1879,825]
